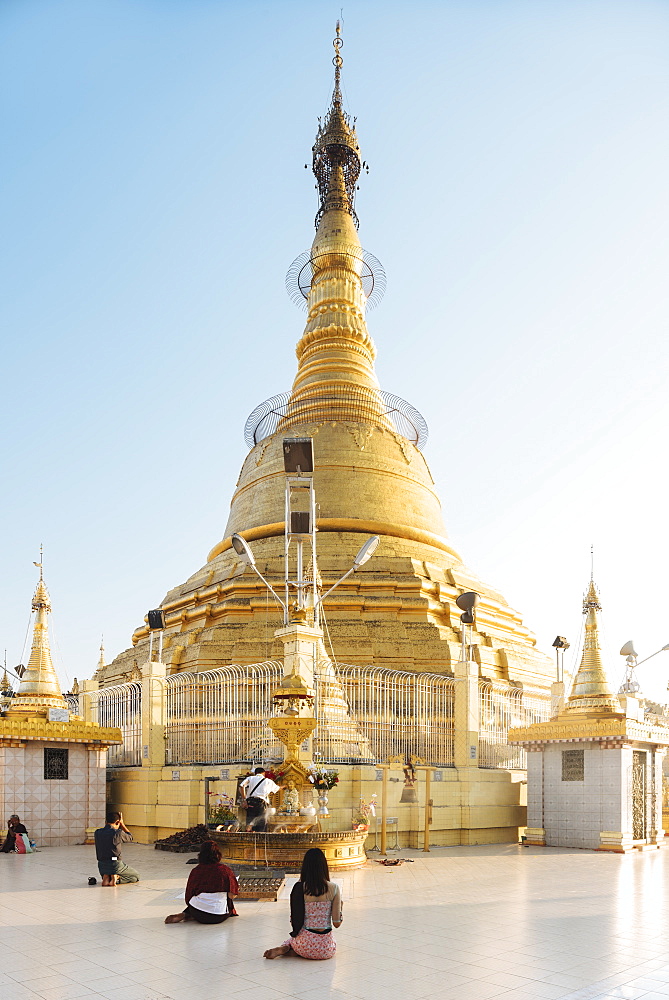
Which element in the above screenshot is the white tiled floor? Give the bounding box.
[3,843,669,1000]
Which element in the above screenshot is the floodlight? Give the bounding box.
[553,636,570,650]
[231,533,256,567]
[620,641,637,658]
[283,438,314,474]
[147,609,166,630]
[353,535,380,569]
[290,511,311,535]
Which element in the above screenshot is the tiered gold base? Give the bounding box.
[211,829,368,870]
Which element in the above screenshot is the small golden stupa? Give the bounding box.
[0,556,122,847]
[4,562,70,720]
[559,579,623,718]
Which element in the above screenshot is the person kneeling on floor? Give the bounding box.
[165,840,238,924]
[94,811,140,886]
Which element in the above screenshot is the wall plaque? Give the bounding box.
[48,708,69,723]
[561,748,584,781]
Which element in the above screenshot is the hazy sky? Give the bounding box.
[2,0,668,699]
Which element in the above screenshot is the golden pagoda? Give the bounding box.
[0,557,122,847]
[4,562,69,720]
[99,25,552,692]
[561,579,622,717]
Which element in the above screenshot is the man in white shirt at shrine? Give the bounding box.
[240,768,279,831]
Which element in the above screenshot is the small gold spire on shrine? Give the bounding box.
[0,665,12,697]
[562,577,621,717]
[3,552,68,719]
[94,637,106,679]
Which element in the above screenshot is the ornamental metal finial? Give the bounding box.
[312,21,361,229]
[33,543,44,582]
[333,20,343,104]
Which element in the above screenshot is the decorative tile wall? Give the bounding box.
[0,742,107,847]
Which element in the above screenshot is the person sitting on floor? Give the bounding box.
[264,847,342,961]
[165,840,238,924]
[94,811,140,886]
[1,814,29,853]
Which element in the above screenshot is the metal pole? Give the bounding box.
[423,768,431,852]
[380,767,388,856]
[284,479,290,620]
[149,631,154,661]
[310,478,318,627]
[158,629,164,664]
[296,537,304,610]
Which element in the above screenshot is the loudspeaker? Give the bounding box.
[283,437,314,474]
[290,511,311,535]
[148,609,166,630]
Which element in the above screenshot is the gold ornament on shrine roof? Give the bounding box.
[272,671,315,717]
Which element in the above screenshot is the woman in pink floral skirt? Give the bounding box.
[264,848,342,961]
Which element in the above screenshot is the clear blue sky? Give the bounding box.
[2,0,668,698]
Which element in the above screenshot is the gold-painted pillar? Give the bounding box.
[380,766,388,856]
[124,659,167,840]
[423,767,431,852]
[551,680,565,718]
[140,659,166,768]
[81,678,98,726]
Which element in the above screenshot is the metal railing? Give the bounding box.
[317,666,455,766]
[97,663,551,772]
[63,693,79,714]
[479,681,551,769]
[165,662,283,765]
[93,681,142,767]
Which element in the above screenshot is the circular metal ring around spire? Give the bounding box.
[244,389,427,450]
[286,246,386,311]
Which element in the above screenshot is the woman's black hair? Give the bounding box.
[198,840,222,864]
[300,847,330,897]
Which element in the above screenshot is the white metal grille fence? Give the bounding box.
[93,681,142,767]
[316,666,455,766]
[479,681,551,769]
[99,664,548,771]
[165,662,283,765]
[64,693,79,714]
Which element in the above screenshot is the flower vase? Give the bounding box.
[317,791,329,817]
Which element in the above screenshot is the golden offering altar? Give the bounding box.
[211,829,368,870]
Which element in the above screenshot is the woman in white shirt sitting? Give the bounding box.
[165,841,238,924]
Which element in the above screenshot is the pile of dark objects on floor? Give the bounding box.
[154,824,210,853]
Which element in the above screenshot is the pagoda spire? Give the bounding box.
[562,577,621,716]
[95,637,106,678]
[286,23,389,427]
[4,553,68,718]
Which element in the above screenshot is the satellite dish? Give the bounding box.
[353,535,380,569]
[231,533,256,567]
[456,592,480,613]
[620,641,637,657]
